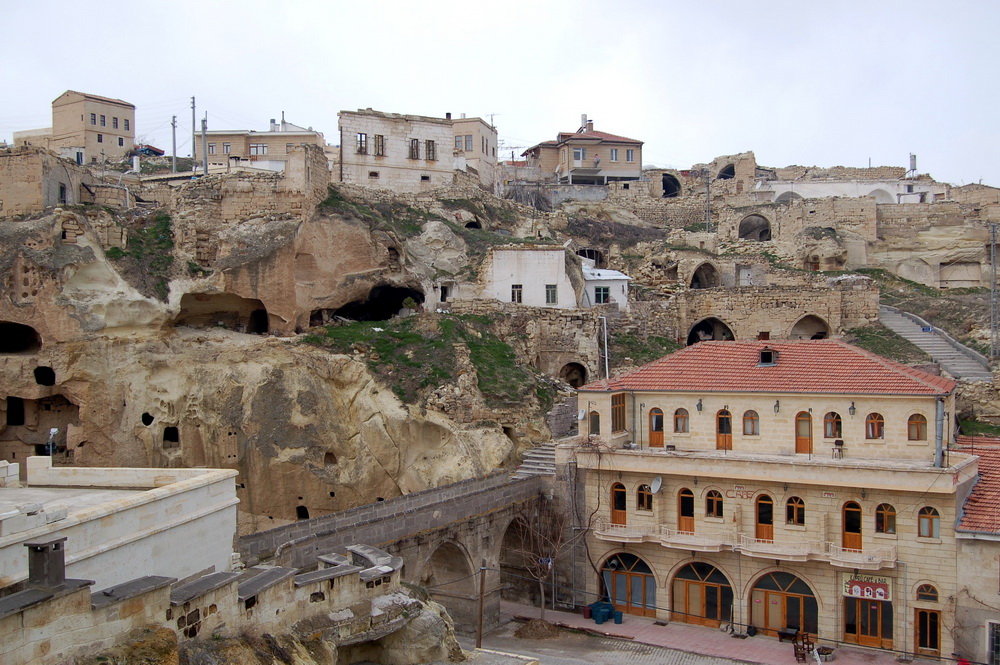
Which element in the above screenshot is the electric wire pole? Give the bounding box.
[704,169,712,232]
[191,96,196,169]
[992,224,997,357]
[170,115,177,173]
[201,114,208,176]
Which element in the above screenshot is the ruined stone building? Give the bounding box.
[13,90,135,164]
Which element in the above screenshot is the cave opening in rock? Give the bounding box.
[33,367,56,386]
[687,318,736,345]
[296,505,310,520]
[174,294,269,334]
[163,426,179,447]
[738,215,772,241]
[0,322,41,354]
[718,164,736,180]
[141,412,154,426]
[5,397,25,426]
[790,315,830,340]
[332,285,425,321]
[690,262,721,289]
[465,220,482,229]
[662,174,681,198]
[2,395,79,463]
[559,362,588,388]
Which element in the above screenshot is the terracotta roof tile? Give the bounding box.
[579,340,956,396]
[955,436,1000,533]
[556,130,643,145]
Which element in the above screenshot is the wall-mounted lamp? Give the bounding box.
[849,401,856,417]
[696,399,703,413]
[693,477,699,486]
[860,489,867,500]
[773,400,780,414]
[783,483,789,492]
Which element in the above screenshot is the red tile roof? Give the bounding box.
[579,340,956,396]
[556,130,643,145]
[956,436,1000,533]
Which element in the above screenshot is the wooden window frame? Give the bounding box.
[743,410,759,436]
[706,490,723,518]
[786,496,805,525]
[674,408,689,433]
[908,414,928,441]
[611,394,626,433]
[866,413,885,440]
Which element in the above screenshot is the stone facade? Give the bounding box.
[15,91,135,164]
[338,109,456,193]
[0,146,93,218]
[192,116,327,170]
[453,116,498,191]
[523,115,643,185]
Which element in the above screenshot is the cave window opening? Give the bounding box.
[163,426,180,448]
[141,412,154,426]
[248,309,269,334]
[331,285,425,322]
[296,506,310,520]
[718,164,736,180]
[439,285,449,302]
[662,174,681,198]
[34,367,56,386]
[324,452,337,465]
[465,220,482,229]
[690,263,721,289]
[6,397,25,426]
[0,322,42,354]
[687,318,735,345]
[559,362,588,388]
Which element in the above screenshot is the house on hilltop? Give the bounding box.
[522,114,643,185]
[571,339,971,659]
[13,90,135,164]
[192,114,328,172]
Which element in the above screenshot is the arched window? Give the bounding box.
[866,413,885,439]
[743,410,759,436]
[674,408,689,433]
[706,490,724,518]
[589,411,601,436]
[678,488,695,533]
[916,584,938,602]
[786,496,805,526]
[717,409,733,450]
[637,484,653,511]
[875,503,897,534]
[611,482,627,525]
[824,412,842,438]
[908,414,928,441]
[919,507,940,538]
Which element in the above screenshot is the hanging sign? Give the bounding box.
[842,573,892,601]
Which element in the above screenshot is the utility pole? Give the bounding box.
[201,114,208,176]
[992,224,998,357]
[704,169,712,232]
[170,115,177,173]
[191,96,196,168]
[476,559,486,649]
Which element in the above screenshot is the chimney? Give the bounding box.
[587,120,594,132]
[446,112,452,120]
[270,118,277,131]
[25,537,67,589]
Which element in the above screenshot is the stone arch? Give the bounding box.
[333,284,425,321]
[559,362,588,388]
[789,315,830,340]
[868,189,894,204]
[774,191,803,204]
[687,317,735,345]
[174,294,269,333]
[670,560,735,627]
[0,322,41,354]
[499,516,535,603]
[423,540,476,626]
[747,569,821,637]
[738,215,772,241]
[717,164,736,180]
[600,552,657,617]
[661,174,681,198]
[690,262,721,289]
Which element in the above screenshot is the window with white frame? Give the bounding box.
[545,284,557,304]
[124,119,130,131]
[610,148,619,161]
[100,115,106,127]
[208,143,216,155]
[626,149,635,162]
[455,136,463,150]
[250,144,268,155]
[223,142,231,154]
[113,117,119,129]
[464,135,473,151]
[573,147,586,161]
[511,284,523,303]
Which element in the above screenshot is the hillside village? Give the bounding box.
[3,90,1000,664]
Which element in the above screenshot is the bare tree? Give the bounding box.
[505,495,570,621]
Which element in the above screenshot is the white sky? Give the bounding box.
[4,0,998,186]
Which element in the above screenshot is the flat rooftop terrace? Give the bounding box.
[0,486,145,516]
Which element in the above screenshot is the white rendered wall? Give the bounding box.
[484,249,576,308]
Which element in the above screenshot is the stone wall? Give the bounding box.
[0,147,92,218]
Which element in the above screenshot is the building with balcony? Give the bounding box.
[192,114,327,172]
[571,339,971,659]
[13,90,135,164]
[522,114,643,185]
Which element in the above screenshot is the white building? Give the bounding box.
[581,259,630,311]
[0,457,237,590]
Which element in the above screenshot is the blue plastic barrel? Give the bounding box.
[613,611,623,624]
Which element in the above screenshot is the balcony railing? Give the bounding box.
[823,542,897,570]
[593,521,656,543]
[738,534,816,562]
[657,527,734,552]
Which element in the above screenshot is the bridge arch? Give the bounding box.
[687,317,735,345]
[422,540,477,626]
[789,315,830,340]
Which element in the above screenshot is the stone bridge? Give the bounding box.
[238,472,548,632]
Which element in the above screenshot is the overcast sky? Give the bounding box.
[4,1,998,186]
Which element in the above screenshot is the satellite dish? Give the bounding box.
[577,409,586,421]
[650,476,663,494]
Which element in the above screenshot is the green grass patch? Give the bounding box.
[105,211,175,300]
[959,419,1000,437]
[844,323,932,365]
[611,333,682,370]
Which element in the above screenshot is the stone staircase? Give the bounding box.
[879,305,993,382]
[512,443,556,479]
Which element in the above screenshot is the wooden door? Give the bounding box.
[916,609,940,655]
[611,482,627,525]
[678,488,695,534]
[756,495,774,541]
[649,408,664,448]
[795,412,813,454]
[716,410,733,450]
[857,599,882,647]
[843,502,862,551]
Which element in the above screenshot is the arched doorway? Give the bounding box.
[423,542,476,626]
[843,502,862,551]
[738,215,772,241]
[678,488,695,533]
[867,189,894,204]
[662,174,681,198]
[795,412,813,454]
[750,572,818,637]
[718,164,736,180]
[672,562,733,627]
[0,322,42,353]
[716,410,732,450]
[790,315,830,340]
[611,482,627,525]
[755,494,774,541]
[690,263,721,289]
[649,408,664,447]
[559,362,588,388]
[601,553,656,617]
[500,517,537,604]
[686,318,735,345]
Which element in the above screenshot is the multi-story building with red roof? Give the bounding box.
[567,339,976,659]
[522,114,643,185]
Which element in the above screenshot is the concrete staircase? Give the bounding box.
[879,305,993,382]
[512,443,556,479]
